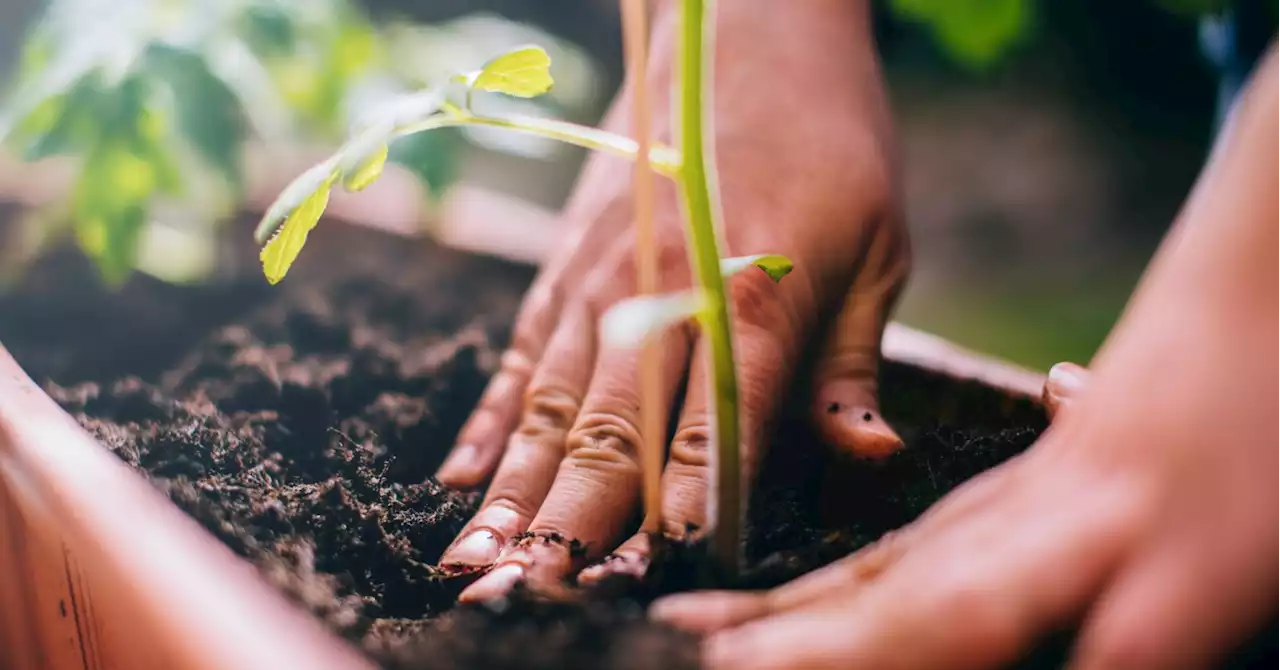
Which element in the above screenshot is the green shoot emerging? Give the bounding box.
[257,3,794,581]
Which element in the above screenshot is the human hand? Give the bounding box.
[650,45,1278,670]
[434,0,910,599]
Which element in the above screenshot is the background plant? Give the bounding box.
[0,0,602,285]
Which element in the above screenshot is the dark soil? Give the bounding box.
[1,211,1272,670]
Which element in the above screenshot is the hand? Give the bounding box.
[434,0,910,599]
[650,45,1278,670]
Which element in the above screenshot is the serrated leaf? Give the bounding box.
[342,142,388,192]
[721,254,794,282]
[468,46,554,98]
[600,290,706,349]
[254,160,338,243]
[259,173,334,284]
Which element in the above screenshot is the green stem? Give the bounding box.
[676,0,740,578]
[395,111,682,178]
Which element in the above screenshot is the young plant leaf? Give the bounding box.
[259,171,335,285]
[600,290,706,349]
[254,160,337,244]
[337,120,394,192]
[720,254,794,282]
[341,142,388,192]
[461,46,554,98]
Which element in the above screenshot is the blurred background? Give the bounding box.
[0,0,1273,371]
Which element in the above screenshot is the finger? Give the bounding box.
[702,471,1140,670]
[577,336,718,586]
[457,324,693,600]
[811,221,910,459]
[1071,537,1275,669]
[436,281,563,488]
[438,304,594,566]
[651,528,912,633]
[582,266,807,584]
[1043,362,1089,422]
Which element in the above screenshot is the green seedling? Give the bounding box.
[255,0,791,579]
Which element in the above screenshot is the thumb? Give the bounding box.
[1043,361,1090,422]
[811,222,910,459]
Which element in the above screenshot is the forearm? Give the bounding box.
[1102,44,1275,359]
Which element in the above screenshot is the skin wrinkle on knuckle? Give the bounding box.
[516,385,581,442]
[669,423,711,468]
[565,413,644,470]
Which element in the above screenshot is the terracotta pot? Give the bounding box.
[0,216,1046,670]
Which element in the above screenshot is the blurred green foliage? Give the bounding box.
[0,0,466,285]
[887,0,1232,70]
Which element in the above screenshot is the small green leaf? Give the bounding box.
[468,46,554,98]
[721,254,794,282]
[259,174,335,285]
[254,160,338,243]
[342,142,388,192]
[600,290,707,349]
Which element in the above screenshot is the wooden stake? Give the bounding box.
[620,0,664,535]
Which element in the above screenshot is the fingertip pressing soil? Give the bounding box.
[2,211,1273,669]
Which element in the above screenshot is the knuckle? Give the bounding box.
[516,385,581,442]
[565,412,643,468]
[482,494,540,525]
[727,266,797,342]
[669,422,711,469]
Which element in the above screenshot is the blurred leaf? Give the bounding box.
[238,5,296,58]
[721,254,794,283]
[72,141,158,285]
[387,128,462,200]
[600,290,707,349]
[342,142,388,192]
[260,173,334,284]
[463,45,554,98]
[143,44,245,190]
[889,0,1033,70]
[20,77,103,159]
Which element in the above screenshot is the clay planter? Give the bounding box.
[0,213,1046,669]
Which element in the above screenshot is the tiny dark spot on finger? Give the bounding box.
[863,412,873,422]
[827,402,841,414]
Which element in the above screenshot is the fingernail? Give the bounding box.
[436,443,477,482]
[459,563,524,602]
[442,530,500,566]
[1047,363,1085,394]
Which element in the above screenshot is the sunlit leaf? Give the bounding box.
[341,142,388,192]
[254,160,338,243]
[600,290,706,349]
[464,45,554,98]
[259,171,336,284]
[720,254,794,283]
